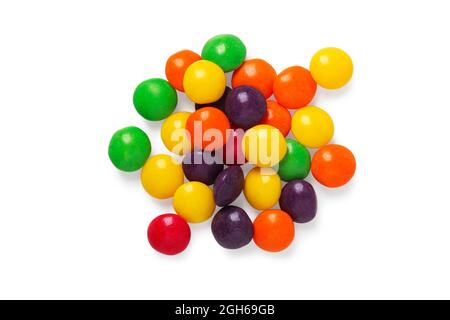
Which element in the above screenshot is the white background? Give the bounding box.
[1,0,449,300]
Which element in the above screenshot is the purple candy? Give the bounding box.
[211,206,253,249]
[213,166,244,207]
[195,86,231,112]
[225,86,267,130]
[182,150,224,185]
[279,180,317,223]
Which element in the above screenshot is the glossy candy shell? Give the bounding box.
[225,86,267,130]
[310,47,353,89]
[213,166,244,207]
[160,112,191,155]
[141,154,184,199]
[259,100,292,137]
[186,107,231,151]
[211,206,253,249]
[253,210,295,253]
[173,182,216,223]
[147,214,191,255]
[291,106,334,148]
[108,126,151,172]
[278,139,311,181]
[201,34,246,72]
[242,124,287,168]
[232,59,276,99]
[279,180,317,223]
[182,150,224,186]
[311,144,356,187]
[183,60,226,104]
[133,78,178,121]
[244,167,281,210]
[165,50,201,92]
[273,66,317,109]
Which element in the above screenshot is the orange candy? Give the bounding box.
[253,209,295,252]
[231,59,276,99]
[273,66,317,109]
[185,107,231,151]
[312,144,356,188]
[165,50,201,92]
[259,100,292,136]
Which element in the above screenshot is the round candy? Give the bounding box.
[141,154,184,199]
[278,139,311,181]
[173,181,215,223]
[133,78,178,121]
[222,129,247,166]
[242,124,287,168]
[225,86,267,130]
[231,59,276,99]
[185,107,230,151]
[310,47,353,89]
[108,126,151,172]
[161,112,191,155]
[260,100,292,137]
[244,167,281,210]
[147,214,191,255]
[311,144,356,188]
[279,180,317,223]
[195,86,231,112]
[273,66,317,109]
[213,166,244,207]
[291,106,334,148]
[182,150,224,186]
[253,210,295,253]
[183,60,226,104]
[211,206,253,249]
[165,49,201,92]
[201,34,246,72]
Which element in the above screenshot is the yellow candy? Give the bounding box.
[291,106,334,148]
[183,60,226,104]
[161,112,191,155]
[244,167,281,210]
[173,181,215,223]
[242,124,287,168]
[310,47,353,89]
[141,154,184,199]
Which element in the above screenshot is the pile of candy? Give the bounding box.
[108,34,356,255]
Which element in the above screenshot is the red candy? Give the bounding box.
[147,214,191,255]
[260,100,292,136]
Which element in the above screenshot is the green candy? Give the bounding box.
[278,139,311,181]
[133,78,177,121]
[201,34,246,72]
[108,126,151,172]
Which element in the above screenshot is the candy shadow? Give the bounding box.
[141,117,163,136]
[313,176,357,201]
[190,219,213,233]
[150,244,193,261]
[253,236,300,258]
[116,170,140,183]
[176,92,196,112]
[221,241,259,258]
[148,196,173,209]
[314,81,354,103]
[225,72,233,87]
